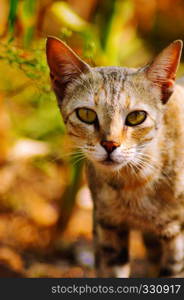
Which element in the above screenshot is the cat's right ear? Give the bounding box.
[145,40,183,103]
[46,37,90,102]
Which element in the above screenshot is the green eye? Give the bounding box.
[76,108,97,124]
[125,110,147,126]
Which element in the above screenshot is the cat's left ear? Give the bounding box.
[145,40,183,103]
[46,36,90,102]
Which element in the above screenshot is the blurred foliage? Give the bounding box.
[0,0,184,277]
[8,0,18,35]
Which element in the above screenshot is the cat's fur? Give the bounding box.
[46,37,184,277]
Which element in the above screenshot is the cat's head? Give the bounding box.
[46,37,182,171]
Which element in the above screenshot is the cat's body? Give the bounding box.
[46,37,184,277]
[88,79,184,277]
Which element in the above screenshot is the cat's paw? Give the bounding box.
[159,268,184,278]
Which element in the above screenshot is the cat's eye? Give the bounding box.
[125,110,147,126]
[76,108,97,124]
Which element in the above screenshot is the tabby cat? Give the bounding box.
[46,37,184,277]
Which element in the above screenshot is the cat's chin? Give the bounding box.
[95,159,124,172]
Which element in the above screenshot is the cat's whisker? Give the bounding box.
[138,156,162,170]
[46,152,79,163]
[137,151,162,166]
[60,151,84,159]
[72,156,86,166]
[128,157,156,183]
[128,162,140,179]
[133,163,153,183]
[136,155,157,166]
[47,148,85,163]
[135,158,157,172]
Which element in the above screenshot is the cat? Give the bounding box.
[46,36,184,278]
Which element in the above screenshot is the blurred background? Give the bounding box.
[0,0,184,278]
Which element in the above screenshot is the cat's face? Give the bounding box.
[60,67,163,171]
[46,38,182,171]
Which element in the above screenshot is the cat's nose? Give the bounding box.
[101,140,120,154]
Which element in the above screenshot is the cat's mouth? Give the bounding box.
[100,157,120,167]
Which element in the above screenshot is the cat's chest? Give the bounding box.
[94,178,179,233]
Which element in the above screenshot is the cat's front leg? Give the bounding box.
[94,219,130,278]
[143,232,162,277]
[159,231,184,277]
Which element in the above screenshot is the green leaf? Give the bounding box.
[8,0,19,35]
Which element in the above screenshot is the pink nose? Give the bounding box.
[101,140,120,154]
